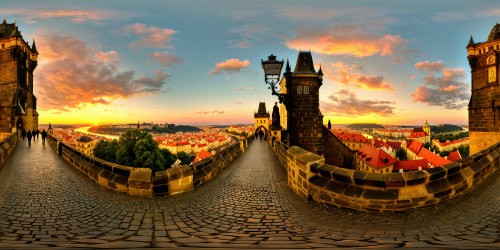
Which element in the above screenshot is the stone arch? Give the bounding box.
[255,126,269,139]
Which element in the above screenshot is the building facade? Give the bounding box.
[467,24,500,154]
[281,51,324,155]
[0,19,38,133]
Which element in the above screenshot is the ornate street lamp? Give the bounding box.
[261,54,286,104]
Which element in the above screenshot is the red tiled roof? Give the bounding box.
[409,131,428,138]
[194,150,213,163]
[337,133,369,143]
[447,150,462,162]
[408,140,424,154]
[417,148,452,167]
[394,159,429,171]
[433,138,469,147]
[356,145,397,169]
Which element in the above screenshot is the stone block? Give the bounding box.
[167,165,193,195]
[363,189,398,200]
[309,175,329,188]
[309,162,322,173]
[343,185,364,198]
[442,162,460,175]
[425,179,450,194]
[426,167,446,181]
[446,172,464,185]
[353,171,367,185]
[362,173,386,188]
[331,167,353,184]
[384,173,405,187]
[324,181,348,194]
[317,164,333,179]
[128,168,152,197]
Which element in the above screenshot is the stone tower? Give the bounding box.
[0,19,38,133]
[467,24,500,154]
[254,102,270,137]
[282,51,324,155]
[270,102,282,143]
[423,120,431,144]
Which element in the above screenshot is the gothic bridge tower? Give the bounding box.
[282,51,324,155]
[467,24,500,154]
[0,19,38,133]
[254,102,270,138]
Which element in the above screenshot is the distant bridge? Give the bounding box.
[0,137,497,248]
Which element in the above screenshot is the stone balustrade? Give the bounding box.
[273,141,499,212]
[47,133,251,197]
[0,133,17,167]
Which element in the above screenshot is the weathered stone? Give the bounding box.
[331,167,353,184]
[426,167,446,181]
[425,179,450,194]
[309,176,329,188]
[353,171,366,185]
[343,185,363,198]
[324,181,348,194]
[362,173,386,188]
[363,189,399,200]
[384,173,405,187]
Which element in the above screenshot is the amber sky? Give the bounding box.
[2,0,499,126]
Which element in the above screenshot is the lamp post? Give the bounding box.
[261,54,286,104]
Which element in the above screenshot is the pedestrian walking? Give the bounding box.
[35,129,39,141]
[22,129,26,141]
[41,129,47,145]
[27,130,32,148]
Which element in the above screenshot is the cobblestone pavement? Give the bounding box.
[0,138,498,249]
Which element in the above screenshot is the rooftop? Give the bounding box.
[356,145,397,169]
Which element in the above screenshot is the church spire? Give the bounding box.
[467,35,475,47]
[31,39,38,54]
[285,59,291,73]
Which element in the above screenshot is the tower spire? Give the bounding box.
[31,39,38,54]
[467,35,475,47]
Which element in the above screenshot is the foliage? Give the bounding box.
[433,131,469,143]
[160,148,177,168]
[347,123,384,130]
[439,151,450,157]
[458,145,470,157]
[116,129,150,166]
[133,137,165,172]
[149,125,201,134]
[177,151,195,165]
[395,147,407,160]
[424,142,431,150]
[430,124,464,133]
[93,139,118,162]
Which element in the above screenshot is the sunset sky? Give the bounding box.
[3,0,499,126]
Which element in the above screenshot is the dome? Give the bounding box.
[78,136,93,142]
[487,23,500,42]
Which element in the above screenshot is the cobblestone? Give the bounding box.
[0,139,497,248]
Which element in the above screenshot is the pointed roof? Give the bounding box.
[31,39,38,53]
[447,150,462,162]
[467,35,475,47]
[285,59,291,73]
[417,148,451,167]
[0,19,19,38]
[487,23,500,42]
[293,51,317,74]
[254,102,269,118]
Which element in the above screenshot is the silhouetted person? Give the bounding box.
[35,129,39,140]
[259,130,264,140]
[27,130,32,148]
[21,129,26,141]
[41,129,47,145]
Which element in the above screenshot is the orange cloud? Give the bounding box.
[411,61,469,109]
[321,89,395,116]
[326,62,394,91]
[123,23,177,49]
[150,51,183,67]
[35,32,170,110]
[209,58,250,75]
[285,24,411,59]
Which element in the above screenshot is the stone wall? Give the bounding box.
[470,131,500,155]
[322,126,355,169]
[274,141,499,212]
[47,134,251,197]
[0,132,17,167]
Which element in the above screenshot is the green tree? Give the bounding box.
[424,142,431,149]
[458,145,470,157]
[160,148,177,169]
[177,151,194,165]
[116,129,150,166]
[395,147,407,160]
[133,138,165,172]
[93,139,118,162]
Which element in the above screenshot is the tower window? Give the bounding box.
[303,85,309,94]
[297,85,303,94]
[1,44,4,49]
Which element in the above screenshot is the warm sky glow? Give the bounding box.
[4,0,498,126]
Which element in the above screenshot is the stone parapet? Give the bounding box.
[47,133,250,197]
[0,133,17,167]
[274,141,500,211]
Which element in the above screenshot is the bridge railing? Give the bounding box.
[272,141,499,212]
[0,133,17,168]
[47,133,252,197]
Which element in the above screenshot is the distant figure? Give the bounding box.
[41,129,47,145]
[21,129,26,141]
[259,130,264,140]
[27,130,32,148]
[35,129,39,141]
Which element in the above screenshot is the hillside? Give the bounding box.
[431,124,464,133]
[347,123,385,130]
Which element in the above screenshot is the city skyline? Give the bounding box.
[3,0,499,126]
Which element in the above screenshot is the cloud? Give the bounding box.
[321,89,395,116]
[234,101,244,105]
[228,39,252,49]
[411,61,469,109]
[35,32,170,110]
[278,6,385,21]
[150,51,183,67]
[230,24,268,40]
[123,23,177,49]
[326,62,394,91]
[0,9,118,23]
[196,110,225,115]
[284,24,411,60]
[236,87,245,91]
[209,58,250,75]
